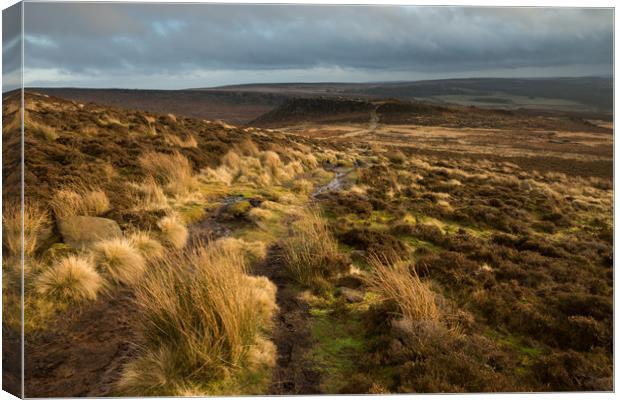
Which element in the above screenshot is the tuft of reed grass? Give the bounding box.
[281,207,347,290]
[3,200,51,256]
[128,231,165,261]
[129,178,169,211]
[92,238,146,285]
[49,186,110,219]
[235,139,260,157]
[212,237,268,265]
[367,255,440,322]
[118,243,278,395]
[165,134,198,148]
[35,255,103,303]
[139,151,199,196]
[157,214,188,250]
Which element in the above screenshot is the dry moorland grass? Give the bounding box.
[164,134,198,149]
[129,177,169,211]
[157,214,188,249]
[2,201,51,256]
[92,238,146,286]
[212,237,268,265]
[128,231,165,261]
[139,151,199,196]
[35,255,103,304]
[118,243,278,395]
[49,186,110,219]
[281,207,348,290]
[367,255,441,322]
[202,139,319,188]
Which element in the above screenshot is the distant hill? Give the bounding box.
[27,88,290,125]
[250,97,611,133]
[208,76,613,116]
[29,77,612,125]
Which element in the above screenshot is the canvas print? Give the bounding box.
[2,2,614,397]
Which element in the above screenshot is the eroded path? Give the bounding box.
[255,245,322,394]
[25,290,137,397]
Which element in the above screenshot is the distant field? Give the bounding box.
[428,94,593,113]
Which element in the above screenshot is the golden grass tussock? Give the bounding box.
[212,237,268,265]
[118,244,277,395]
[129,177,169,211]
[35,255,103,303]
[248,207,275,228]
[164,134,198,149]
[92,238,146,285]
[248,206,274,220]
[157,214,188,249]
[3,200,51,256]
[260,151,282,175]
[281,207,347,290]
[139,151,199,196]
[202,143,322,188]
[235,139,260,157]
[246,336,277,372]
[284,160,305,177]
[49,186,110,219]
[128,231,165,262]
[221,150,242,170]
[367,255,440,322]
[291,178,314,194]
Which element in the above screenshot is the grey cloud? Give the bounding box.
[15,3,614,88]
[3,2,22,91]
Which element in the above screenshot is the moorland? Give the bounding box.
[2,79,613,395]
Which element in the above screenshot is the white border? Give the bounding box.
[0,1,616,400]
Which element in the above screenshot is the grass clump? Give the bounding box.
[157,214,188,249]
[282,207,348,290]
[49,186,110,218]
[129,178,169,211]
[139,151,199,196]
[128,231,165,261]
[367,255,440,322]
[164,134,198,148]
[92,238,146,285]
[117,243,278,395]
[212,237,268,265]
[3,201,51,256]
[35,255,103,303]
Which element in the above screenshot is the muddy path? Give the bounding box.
[312,167,352,198]
[24,290,137,397]
[254,244,322,395]
[23,200,231,398]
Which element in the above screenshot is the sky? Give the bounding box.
[2,3,614,90]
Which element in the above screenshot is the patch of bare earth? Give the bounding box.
[255,244,322,395]
[25,290,136,397]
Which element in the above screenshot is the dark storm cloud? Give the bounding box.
[18,3,613,88]
[3,2,22,91]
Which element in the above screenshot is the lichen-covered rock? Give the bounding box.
[57,216,121,248]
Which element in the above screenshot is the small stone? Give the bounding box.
[338,287,364,303]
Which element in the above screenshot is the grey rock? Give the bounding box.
[58,216,121,248]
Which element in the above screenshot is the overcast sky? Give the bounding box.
[2,3,614,90]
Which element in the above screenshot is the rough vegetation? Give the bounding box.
[2,90,612,396]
